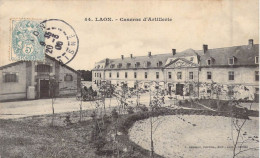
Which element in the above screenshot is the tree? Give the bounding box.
[148,81,166,158]
[227,87,259,158]
[49,76,59,126]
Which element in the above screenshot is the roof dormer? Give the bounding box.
[207,57,214,66]
[110,64,115,68]
[157,61,162,67]
[228,56,236,65]
[127,63,131,68]
[117,63,122,68]
[255,56,259,64]
[135,62,140,68]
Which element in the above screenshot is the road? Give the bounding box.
[0,95,257,119]
[0,95,152,119]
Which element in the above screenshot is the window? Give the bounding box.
[100,73,101,78]
[190,57,194,62]
[228,57,234,65]
[256,56,259,64]
[207,59,211,66]
[156,72,159,79]
[134,72,137,78]
[109,72,112,78]
[207,89,211,94]
[157,61,162,67]
[189,72,193,80]
[147,61,151,67]
[94,80,96,84]
[177,72,182,80]
[110,64,115,68]
[207,72,212,80]
[135,62,140,68]
[255,71,259,81]
[4,73,18,82]
[117,72,119,78]
[127,63,131,68]
[125,72,128,78]
[145,72,148,79]
[228,71,234,80]
[36,64,51,72]
[64,74,73,81]
[117,63,122,68]
[168,72,172,79]
[256,88,259,94]
[95,73,96,77]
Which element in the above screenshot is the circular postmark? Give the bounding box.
[40,19,79,64]
[12,20,45,60]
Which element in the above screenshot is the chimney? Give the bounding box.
[148,51,151,57]
[249,39,254,46]
[203,44,208,53]
[130,54,133,58]
[105,58,109,65]
[172,49,176,56]
[121,55,124,60]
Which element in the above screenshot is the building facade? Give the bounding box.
[0,55,81,101]
[92,39,259,101]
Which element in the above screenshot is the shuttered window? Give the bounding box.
[36,64,51,72]
[4,73,18,82]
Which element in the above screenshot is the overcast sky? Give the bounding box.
[0,0,258,70]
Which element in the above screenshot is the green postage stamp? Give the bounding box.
[10,19,45,61]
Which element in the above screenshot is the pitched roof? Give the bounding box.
[93,49,201,70]
[93,43,259,70]
[200,44,259,66]
[0,55,80,74]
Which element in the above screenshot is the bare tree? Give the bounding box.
[49,76,59,126]
[229,88,259,158]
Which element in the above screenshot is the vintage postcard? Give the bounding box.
[0,0,259,157]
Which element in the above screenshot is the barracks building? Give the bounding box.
[92,39,259,101]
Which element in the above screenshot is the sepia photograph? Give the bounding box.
[0,0,259,157]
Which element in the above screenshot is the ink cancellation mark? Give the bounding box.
[11,19,45,61]
[40,19,79,64]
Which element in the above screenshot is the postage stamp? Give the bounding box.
[10,19,45,61]
[10,19,79,64]
[40,19,79,64]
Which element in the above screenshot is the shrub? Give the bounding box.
[111,108,118,119]
[138,105,148,112]
[64,115,72,126]
[93,136,107,152]
[103,114,110,124]
[91,111,97,120]
[127,106,134,114]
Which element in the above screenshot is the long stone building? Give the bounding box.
[0,55,81,101]
[92,39,259,101]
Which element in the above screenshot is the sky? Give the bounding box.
[0,0,259,70]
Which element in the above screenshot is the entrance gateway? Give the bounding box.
[176,84,184,96]
[40,79,49,98]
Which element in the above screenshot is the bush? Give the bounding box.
[91,111,97,120]
[111,108,118,119]
[64,115,72,126]
[127,106,134,114]
[103,114,110,124]
[93,136,107,152]
[138,105,148,112]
